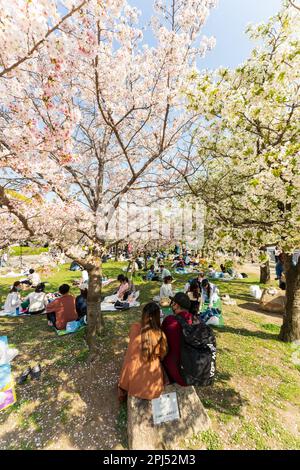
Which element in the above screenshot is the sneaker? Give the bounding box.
[30,364,42,380]
[17,367,32,385]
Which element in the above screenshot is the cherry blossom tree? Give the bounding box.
[178,2,300,341]
[0,0,217,356]
[0,0,89,78]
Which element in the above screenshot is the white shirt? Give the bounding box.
[160,283,174,299]
[160,268,171,280]
[82,270,89,283]
[28,272,41,286]
[201,283,219,305]
[3,292,21,313]
[24,292,47,313]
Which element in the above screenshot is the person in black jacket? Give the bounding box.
[76,287,88,319]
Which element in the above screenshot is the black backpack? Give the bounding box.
[175,315,217,387]
[114,300,130,310]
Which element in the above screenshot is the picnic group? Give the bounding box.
[0,245,251,401]
[0,247,227,401]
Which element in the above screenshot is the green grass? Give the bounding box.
[199,430,224,450]
[116,404,128,449]
[8,246,49,257]
[0,261,300,450]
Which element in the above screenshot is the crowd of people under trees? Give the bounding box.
[0,243,290,401]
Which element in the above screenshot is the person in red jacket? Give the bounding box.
[161,292,193,386]
[46,284,78,330]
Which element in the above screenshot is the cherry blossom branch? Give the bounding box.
[288,0,300,11]
[0,0,88,78]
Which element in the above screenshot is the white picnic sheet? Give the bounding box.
[101,301,141,311]
[101,291,140,311]
[0,271,25,278]
[102,278,115,286]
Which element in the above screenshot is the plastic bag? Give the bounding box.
[250,285,262,300]
[66,320,80,332]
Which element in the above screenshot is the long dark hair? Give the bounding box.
[201,279,211,298]
[10,281,21,293]
[189,280,200,298]
[117,274,127,283]
[35,283,45,293]
[80,288,88,298]
[141,302,163,361]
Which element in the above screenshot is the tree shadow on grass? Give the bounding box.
[239,302,283,321]
[196,381,247,418]
[217,325,280,341]
[0,350,124,450]
[229,293,255,302]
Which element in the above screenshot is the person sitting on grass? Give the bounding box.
[207,265,216,277]
[184,253,191,266]
[190,253,200,266]
[145,265,159,281]
[27,268,41,287]
[220,264,226,274]
[159,275,174,300]
[220,263,234,277]
[187,280,201,318]
[173,256,185,268]
[162,293,193,386]
[118,302,168,401]
[46,284,78,330]
[76,285,88,319]
[184,271,206,293]
[116,274,131,301]
[1,281,22,315]
[201,279,219,309]
[22,283,48,315]
[159,264,171,281]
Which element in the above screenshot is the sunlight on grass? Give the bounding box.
[0,261,299,450]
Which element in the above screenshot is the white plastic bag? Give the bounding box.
[0,342,8,365]
[0,343,19,365]
[207,316,220,326]
[250,285,262,300]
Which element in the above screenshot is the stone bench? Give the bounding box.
[127,384,211,450]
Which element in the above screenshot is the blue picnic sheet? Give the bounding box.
[0,336,16,411]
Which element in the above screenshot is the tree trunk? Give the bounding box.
[130,260,136,281]
[87,259,103,360]
[279,254,300,342]
[260,261,271,284]
[114,242,119,262]
[144,252,148,271]
[126,259,132,275]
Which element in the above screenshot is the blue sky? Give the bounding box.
[130,0,283,69]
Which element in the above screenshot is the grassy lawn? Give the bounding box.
[0,262,299,450]
[8,246,49,257]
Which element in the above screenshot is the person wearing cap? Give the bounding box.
[161,292,193,386]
